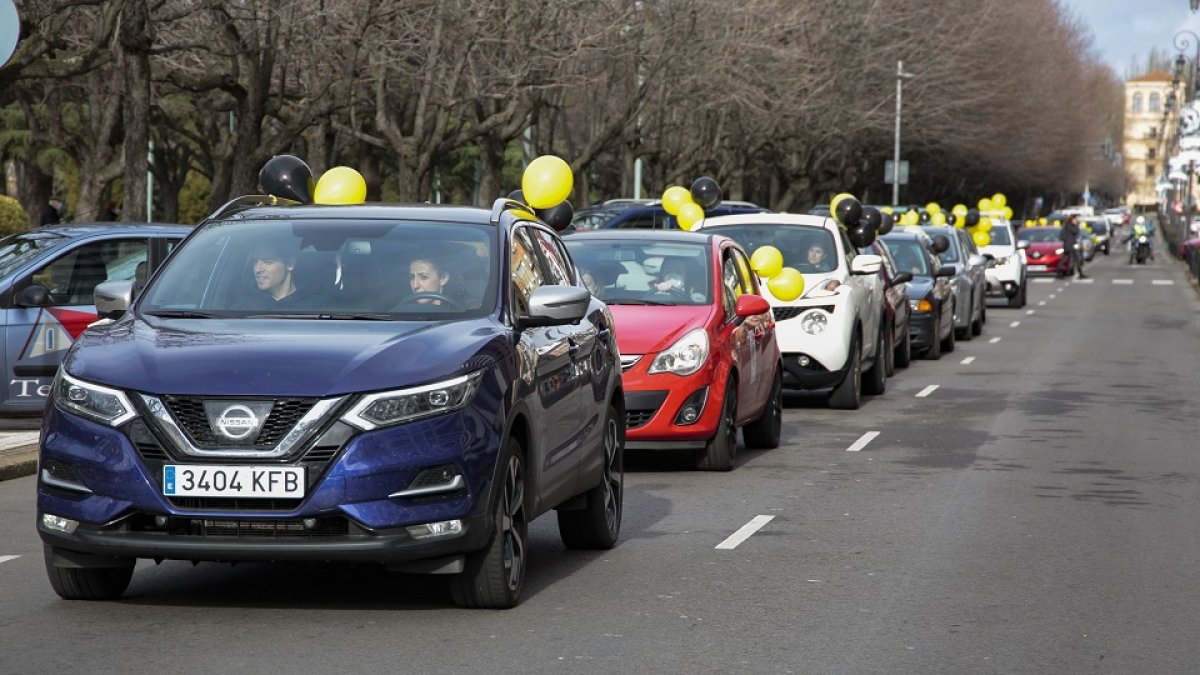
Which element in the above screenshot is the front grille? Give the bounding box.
[626,409,656,428]
[162,396,316,448]
[127,419,171,461]
[188,516,350,538]
[167,497,305,511]
[408,464,460,490]
[773,307,803,321]
[42,457,81,482]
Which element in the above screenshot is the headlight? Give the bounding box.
[802,279,841,299]
[1054,248,1064,255]
[648,328,709,376]
[909,299,933,313]
[53,370,137,426]
[800,310,830,335]
[342,371,482,430]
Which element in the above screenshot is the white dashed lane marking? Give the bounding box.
[1113,279,1134,285]
[846,431,880,453]
[1026,309,1035,315]
[0,556,20,565]
[1038,301,1047,306]
[960,356,976,365]
[716,515,775,550]
[1152,279,1175,286]
[1049,294,1057,299]
[1073,278,1094,284]
[989,337,1002,344]
[915,385,939,398]
[1032,278,1054,284]
[1009,321,1021,328]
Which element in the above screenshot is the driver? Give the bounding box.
[408,253,460,306]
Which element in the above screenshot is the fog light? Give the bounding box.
[154,515,168,528]
[42,513,79,534]
[406,519,464,540]
[798,355,811,367]
[303,518,317,530]
[673,386,708,426]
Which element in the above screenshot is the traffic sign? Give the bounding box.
[884,160,909,186]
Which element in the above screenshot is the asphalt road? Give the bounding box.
[3,251,1199,674]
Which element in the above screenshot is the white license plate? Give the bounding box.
[163,465,305,498]
[1028,264,1047,272]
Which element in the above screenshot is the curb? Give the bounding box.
[0,444,40,482]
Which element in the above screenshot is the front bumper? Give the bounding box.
[909,313,937,350]
[772,302,852,390]
[985,262,1024,297]
[621,365,726,450]
[36,402,499,565]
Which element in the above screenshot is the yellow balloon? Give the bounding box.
[830,192,855,215]
[978,197,993,212]
[768,267,805,301]
[925,202,942,216]
[521,155,573,209]
[677,202,704,230]
[978,216,992,229]
[1025,219,1034,227]
[662,186,693,216]
[750,245,784,278]
[972,230,991,247]
[1052,220,1062,227]
[952,204,968,218]
[951,214,965,228]
[881,206,895,214]
[931,211,947,226]
[1002,206,1013,220]
[992,193,1007,208]
[313,166,367,205]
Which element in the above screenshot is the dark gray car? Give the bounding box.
[921,226,988,341]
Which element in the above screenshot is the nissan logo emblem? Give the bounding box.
[216,404,260,440]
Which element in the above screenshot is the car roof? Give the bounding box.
[880,230,931,243]
[30,222,193,236]
[212,203,493,224]
[696,212,837,230]
[564,229,720,245]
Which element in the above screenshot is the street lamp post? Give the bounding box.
[892,60,914,207]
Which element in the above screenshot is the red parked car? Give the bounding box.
[1017,226,1067,276]
[564,230,782,470]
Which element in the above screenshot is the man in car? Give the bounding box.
[241,240,322,310]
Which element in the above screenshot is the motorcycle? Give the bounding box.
[1132,235,1150,265]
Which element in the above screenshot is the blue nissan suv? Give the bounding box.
[36,197,625,608]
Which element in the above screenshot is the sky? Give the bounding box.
[1061,0,1200,78]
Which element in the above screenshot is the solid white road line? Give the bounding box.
[1113,279,1134,285]
[989,337,1002,344]
[960,356,976,365]
[0,555,20,565]
[915,385,939,398]
[1152,279,1174,286]
[846,431,881,453]
[1009,321,1021,328]
[1026,309,1035,315]
[716,515,775,550]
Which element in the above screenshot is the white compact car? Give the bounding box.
[698,213,885,410]
[980,218,1027,308]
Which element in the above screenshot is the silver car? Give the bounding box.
[921,226,988,341]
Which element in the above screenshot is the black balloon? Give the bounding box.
[507,189,527,205]
[536,200,574,232]
[834,197,863,226]
[965,208,980,227]
[259,155,314,203]
[918,210,931,223]
[877,211,895,236]
[860,206,882,232]
[848,221,876,248]
[931,234,951,254]
[690,176,723,211]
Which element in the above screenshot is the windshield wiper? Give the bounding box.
[603,298,677,306]
[143,310,217,319]
[241,312,395,320]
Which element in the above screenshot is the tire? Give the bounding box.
[884,322,897,377]
[941,308,956,353]
[742,366,782,450]
[924,317,943,360]
[970,301,983,336]
[44,547,134,601]
[979,298,987,326]
[828,333,862,410]
[450,441,528,609]
[863,328,887,396]
[955,298,972,341]
[696,378,738,470]
[558,403,624,550]
[894,326,912,369]
[1008,281,1026,308]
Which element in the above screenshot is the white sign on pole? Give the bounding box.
[884,160,909,185]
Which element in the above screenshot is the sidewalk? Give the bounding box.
[0,431,41,482]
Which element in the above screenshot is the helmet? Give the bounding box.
[1136,215,1146,224]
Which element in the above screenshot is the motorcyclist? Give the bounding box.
[1123,215,1154,263]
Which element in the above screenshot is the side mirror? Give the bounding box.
[850,254,882,275]
[732,294,770,325]
[15,284,51,307]
[892,271,913,284]
[935,266,956,278]
[1016,240,1030,250]
[519,285,590,328]
[94,280,134,320]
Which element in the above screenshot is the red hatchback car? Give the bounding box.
[1018,226,1067,276]
[564,230,782,470]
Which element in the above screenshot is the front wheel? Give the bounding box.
[557,403,624,549]
[894,326,912,369]
[828,334,862,410]
[450,442,528,609]
[743,366,782,450]
[44,547,134,601]
[863,327,887,396]
[696,379,738,471]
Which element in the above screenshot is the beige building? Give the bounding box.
[1123,70,1180,208]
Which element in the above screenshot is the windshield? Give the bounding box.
[882,239,931,276]
[139,218,497,319]
[1017,227,1063,243]
[571,210,622,231]
[702,224,838,274]
[987,225,1013,245]
[1085,219,1108,234]
[564,239,712,305]
[0,232,69,278]
[922,228,959,263]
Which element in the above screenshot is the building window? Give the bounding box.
[1150,92,1161,112]
[1146,163,1156,178]
[1133,92,1143,113]
[1148,127,1158,140]
[1149,148,1157,160]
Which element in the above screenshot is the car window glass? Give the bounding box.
[959,230,978,256]
[31,238,148,306]
[616,215,655,229]
[705,224,837,274]
[839,228,857,266]
[510,227,543,317]
[564,239,711,305]
[729,247,758,294]
[882,239,930,276]
[0,232,68,278]
[987,225,1012,245]
[528,227,573,286]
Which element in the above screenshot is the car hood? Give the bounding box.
[904,275,937,300]
[63,316,510,397]
[1025,241,1062,254]
[607,304,714,355]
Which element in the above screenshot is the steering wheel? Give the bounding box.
[395,292,462,310]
